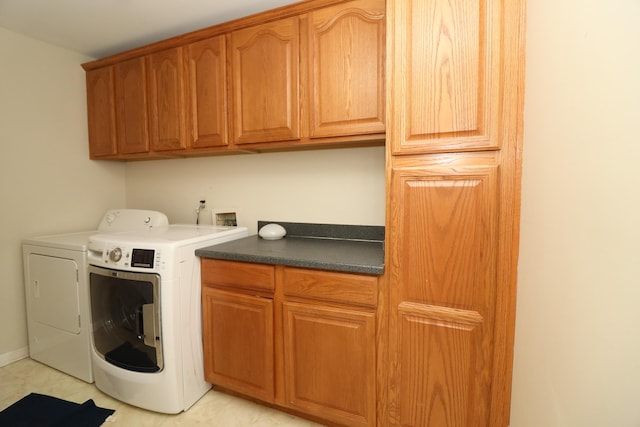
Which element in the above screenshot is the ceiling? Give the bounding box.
[0,0,297,59]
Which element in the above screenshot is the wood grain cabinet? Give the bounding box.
[114,56,149,155]
[86,50,186,158]
[201,260,276,402]
[202,287,275,402]
[282,268,377,427]
[85,66,117,158]
[185,36,229,149]
[83,0,386,159]
[388,161,500,427]
[147,47,187,152]
[229,17,300,145]
[201,259,379,426]
[385,0,526,426]
[387,0,510,155]
[305,0,385,139]
[283,302,375,427]
[229,0,385,147]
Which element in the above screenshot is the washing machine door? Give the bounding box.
[89,265,163,372]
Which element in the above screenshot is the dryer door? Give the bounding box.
[28,254,80,334]
[89,265,163,372]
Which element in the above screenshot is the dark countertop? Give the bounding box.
[196,221,385,275]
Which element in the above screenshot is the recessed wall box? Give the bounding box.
[211,208,239,227]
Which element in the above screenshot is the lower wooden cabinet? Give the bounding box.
[201,287,274,402]
[201,259,379,426]
[283,302,376,427]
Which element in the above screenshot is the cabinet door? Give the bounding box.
[86,66,117,157]
[387,0,505,154]
[147,47,187,151]
[230,17,300,144]
[202,287,275,402]
[388,161,499,427]
[306,0,385,138]
[186,36,228,148]
[283,301,376,427]
[114,57,149,154]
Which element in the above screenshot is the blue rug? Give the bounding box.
[0,393,114,426]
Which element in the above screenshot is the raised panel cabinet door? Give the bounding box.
[147,47,187,151]
[283,301,376,427]
[230,17,300,144]
[202,287,275,403]
[186,36,228,148]
[85,66,117,157]
[114,57,149,154]
[388,162,499,427]
[387,0,507,154]
[307,0,385,138]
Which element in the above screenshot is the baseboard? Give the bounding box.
[0,347,28,367]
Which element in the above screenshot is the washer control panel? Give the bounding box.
[89,242,164,272]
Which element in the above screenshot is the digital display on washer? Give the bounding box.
[131,249,155,268]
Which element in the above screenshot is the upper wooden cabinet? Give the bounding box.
[387,0,508,155]
[305,0,385,138]
[228,0,385,146]
[83,0,386,159]
[114,57,149,155]
[85,39,228,158]
[185,36,229,149]
[147,47,187,151]
[230,17,300,145]
[85,66,117,158]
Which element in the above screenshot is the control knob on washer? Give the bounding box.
[109,248,122,262]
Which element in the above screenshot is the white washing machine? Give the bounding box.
[22,210,169,383]
[86,224,248,413]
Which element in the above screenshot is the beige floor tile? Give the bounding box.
[0,358,325,426]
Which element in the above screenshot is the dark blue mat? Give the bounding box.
[0,393,114,427]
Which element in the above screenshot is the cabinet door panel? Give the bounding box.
[307,0,385,138]
[186,36,228,148]
[86,66,117,157]
[398,167,498,308]
[230,18,300,144]
[114,57,149,154]
[202,287,274,402]
[398,303,485,427]
[283,302,376,427]
[388,0,504,154]
[147,47,187,151]
[388,163,499,427]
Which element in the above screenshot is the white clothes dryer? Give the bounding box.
[22,209,169,383]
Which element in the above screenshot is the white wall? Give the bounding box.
[124,147,386,235]
[5,0,640,422]
[511,0,640,426]
[0,28,126,363]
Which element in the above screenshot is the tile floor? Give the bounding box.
[0,358,324,426]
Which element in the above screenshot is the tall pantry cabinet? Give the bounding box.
[384,0,525,426]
